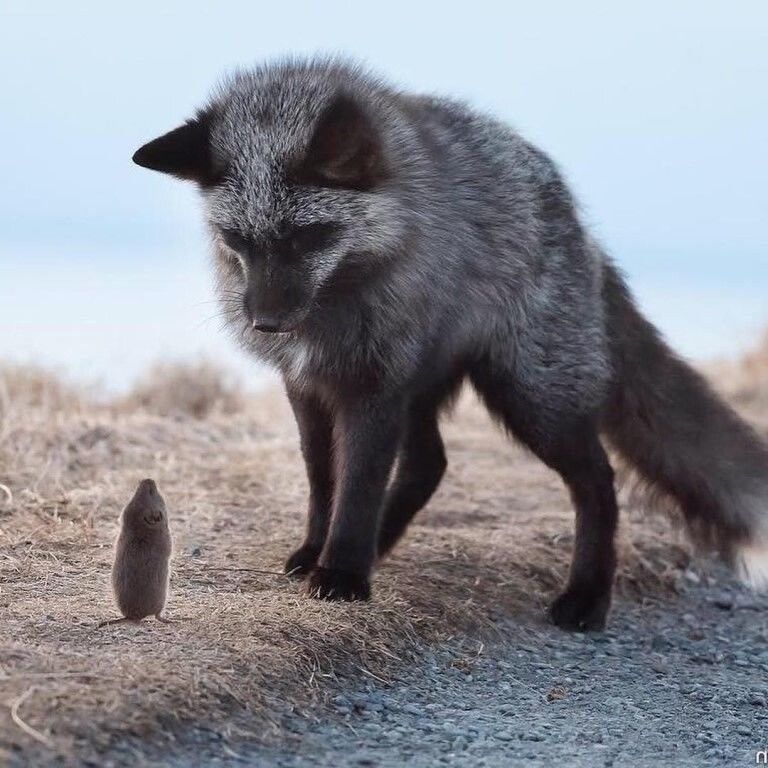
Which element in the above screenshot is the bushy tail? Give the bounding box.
[600,262,768,588]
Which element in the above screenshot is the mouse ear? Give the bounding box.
[133,110,219,185]
[297,95,387,191]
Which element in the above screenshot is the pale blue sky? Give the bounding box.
[1,1,766,388]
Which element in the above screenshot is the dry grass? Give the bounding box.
[1,339,767,763]
[706,330,768,428]
[119,360,245,419]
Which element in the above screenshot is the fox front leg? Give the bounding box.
[307,395,404,601]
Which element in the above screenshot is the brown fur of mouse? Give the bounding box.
[110,479,172,622]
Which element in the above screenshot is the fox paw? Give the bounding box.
[307,567,371,601]
[284,544,320,578]
[549,586,611,632]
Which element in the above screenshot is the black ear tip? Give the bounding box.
[132,143,154,169]
[131,116,214,180]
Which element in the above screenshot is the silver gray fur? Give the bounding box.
[209,60,608,418]
[134,56,768,628]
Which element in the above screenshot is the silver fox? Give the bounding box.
[134,57,768,630]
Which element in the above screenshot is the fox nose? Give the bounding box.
[244,293,290,333]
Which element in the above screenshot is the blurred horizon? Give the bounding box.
[1,1,766,390]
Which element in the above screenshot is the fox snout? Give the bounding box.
[244,271,311,334]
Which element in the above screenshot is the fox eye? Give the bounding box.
[280,223,339,257]
[221,229,249,254]
[285,232,305,255]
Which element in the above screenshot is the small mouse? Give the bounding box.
[99,479,172,627]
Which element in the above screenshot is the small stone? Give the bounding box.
[735,597,763,611]
[546,686,567,702]
[713,595,734,610]
[650,659,668,675]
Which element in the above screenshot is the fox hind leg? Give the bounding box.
[471,366,619,631]
[544,434,618,631]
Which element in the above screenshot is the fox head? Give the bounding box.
[133,60,412,334]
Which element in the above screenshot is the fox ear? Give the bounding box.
[299,95,386,190]
[132,112,218,185]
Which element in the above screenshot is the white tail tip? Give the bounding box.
[736,541,768,591]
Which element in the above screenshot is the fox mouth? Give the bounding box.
[249,311,308,336]
[252,325,295,336]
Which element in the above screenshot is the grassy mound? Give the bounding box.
[1,340,766,763]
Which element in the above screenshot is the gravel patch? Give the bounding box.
[93,566,768,767]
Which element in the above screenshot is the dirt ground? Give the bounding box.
[1,337,767,766]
